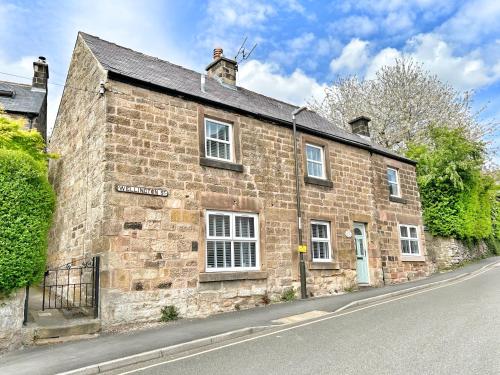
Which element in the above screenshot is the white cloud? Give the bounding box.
[333,34,500,91]
[207,0,274,28]
[201,0,275,55]
[289,32,315,50]
[383,11,413,33]
[365,48,401,79]
[437,0,500,45]
[330,39,370,73]
[238,60,326,105]
[405,33,500,90]
[0,55,34,82]
[329,16,378,37]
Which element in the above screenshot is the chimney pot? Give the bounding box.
[213,48,223,60]
[348,116,371,138]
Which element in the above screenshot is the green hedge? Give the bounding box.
[407,126,497,241]
[0,149,55,295]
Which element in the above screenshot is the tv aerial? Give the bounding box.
[234,37,257,63]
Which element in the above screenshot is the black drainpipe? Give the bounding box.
[292,106,308,299]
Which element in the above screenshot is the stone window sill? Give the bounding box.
[199,271,267,283]
[304,176,333,188]
[389,195,407,204]
[308,262,340,270]
[200,157,243,172]
[401,255,426,262]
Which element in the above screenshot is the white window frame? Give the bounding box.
[311,220,332,262]
[399,224,420,256]
[387,167,401,197]
[305,143,326,179]
[205,211,259,272]
[204,118,233,162]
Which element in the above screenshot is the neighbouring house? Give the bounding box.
[0,57,49,141]
[48,32,433,328]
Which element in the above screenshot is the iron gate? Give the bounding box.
[41,256,100,318]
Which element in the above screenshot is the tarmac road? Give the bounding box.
[107,264,500,375]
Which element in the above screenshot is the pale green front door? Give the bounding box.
[354,223,369,284]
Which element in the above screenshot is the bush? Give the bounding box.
[406,126,497,241]
[160,305,180,322]
[280,287,296,302]
[0,149,55,295]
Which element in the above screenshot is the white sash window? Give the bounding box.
[311,221,332,261]
[206,211,259,272]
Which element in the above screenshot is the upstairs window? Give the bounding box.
[311,221,332,261]
[205,118,232,161]
[399,224,420,255]
[306,144,325,179]
[206,211,259,272]
[387,167,401,197]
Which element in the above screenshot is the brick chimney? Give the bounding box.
[205,48,237,86]
[32,56,49,90]
[348,116,371,139]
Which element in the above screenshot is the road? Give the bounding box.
[106,265,500,375]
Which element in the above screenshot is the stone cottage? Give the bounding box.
[48,32,432,327]
[0,56,49,141]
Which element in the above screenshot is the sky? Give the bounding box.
[0,0,498,160]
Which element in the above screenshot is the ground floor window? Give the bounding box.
[205,211,259,272]
[311,220,332,261]
[399,224,420,255]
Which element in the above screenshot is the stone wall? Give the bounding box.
[48,34,107,270]
[0,290,25,354]
[47,37,432,328]
[425,234,489,269]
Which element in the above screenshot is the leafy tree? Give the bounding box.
[406,125,496,240]
[0,113,55,295]
[0,111,56,170]
[310,57,495,152]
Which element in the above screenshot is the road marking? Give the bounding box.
[272,310,329,325]
[112,264,498,374]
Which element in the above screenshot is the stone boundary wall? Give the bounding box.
[0,290,25,354]
[425,233,489,269]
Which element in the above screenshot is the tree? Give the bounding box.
[0,113,55,295]
[310,57,495,152]
[406,125,497,240]
[0,112,56,170]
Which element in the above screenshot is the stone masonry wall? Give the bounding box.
[425,234,489,269]
[48,35,107,271]
[0,290,25,354]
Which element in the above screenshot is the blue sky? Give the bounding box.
[0,0,498,159]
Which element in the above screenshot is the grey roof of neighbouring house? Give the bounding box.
[79,32,414,164]
[0,81,45,115]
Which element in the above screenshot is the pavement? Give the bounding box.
[0,256,498,375]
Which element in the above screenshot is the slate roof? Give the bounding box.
[80,32,414,164]
[0,81,46,115]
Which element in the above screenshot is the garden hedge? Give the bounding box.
[0,149,55,295]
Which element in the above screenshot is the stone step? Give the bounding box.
[34,319,101,340]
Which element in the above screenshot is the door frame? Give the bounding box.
[353,222,370,285]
